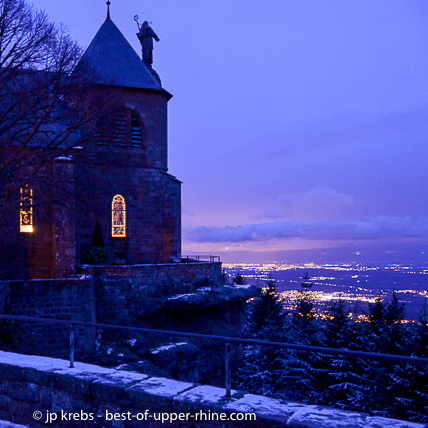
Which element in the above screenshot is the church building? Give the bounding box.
[0,7,181,276]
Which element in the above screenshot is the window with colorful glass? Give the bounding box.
[112,194,126,237]
[20,187,33,233]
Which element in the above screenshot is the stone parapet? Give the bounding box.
[0,351,424,428]
[93,261,222,282]
[0,420,27,428]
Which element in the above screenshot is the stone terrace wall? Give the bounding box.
[0,351,424,428]
[96,262,222,282]
[94,262,222,325]
[2,279,95,358]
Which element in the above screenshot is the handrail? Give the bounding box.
[182,255,221,263]
[1,314,428,398]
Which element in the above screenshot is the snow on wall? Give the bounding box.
[0,351,424,428]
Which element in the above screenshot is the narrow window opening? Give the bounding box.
[112,194,126,237]
[112,111,127,146]
[130,112,143,147]
[103,109,144,148]
[20,187,33,233]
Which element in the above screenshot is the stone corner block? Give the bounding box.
[125,377,195,412]
[92,371,149,405]
[286,405,366,428]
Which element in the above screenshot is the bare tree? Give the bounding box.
[0,0,112,233]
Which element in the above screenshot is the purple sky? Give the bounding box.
[33,1,428,263]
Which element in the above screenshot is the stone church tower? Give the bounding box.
[74,11,181,266]
[0,9,181,276]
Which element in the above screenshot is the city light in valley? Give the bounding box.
[224,262,428,320]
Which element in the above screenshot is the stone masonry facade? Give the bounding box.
[0,17,182,276]
[0,279,95,358]
[92,262,222,325]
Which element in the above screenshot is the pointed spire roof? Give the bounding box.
[78,17,171,98]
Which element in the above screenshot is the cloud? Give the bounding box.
[258,184,360,221]
[279,184,357,208]
[186,216,428,243]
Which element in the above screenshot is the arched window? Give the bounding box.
[20,187,33,233]
[112,195,126,237]
[110,109,144,148]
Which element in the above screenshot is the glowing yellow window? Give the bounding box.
[112,194,126,237]
[20,187,33,233]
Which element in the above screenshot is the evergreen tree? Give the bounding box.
[414,303,428,357]
[237,276,290,396]
[92,220,105,248]
[369,296,385,325]
[294,271,316,328]
[325,297,353,349]
[233,272,248,285]
[384,290,406,326]
[236,281,428,423]
[246,276,285,340]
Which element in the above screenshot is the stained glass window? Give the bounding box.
[112,194,126,237]
[20,187,33,233]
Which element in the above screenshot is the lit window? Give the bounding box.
[112,194,126,237]
[20,187,33,233]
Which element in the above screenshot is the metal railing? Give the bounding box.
[1,314,428,398]
[182,255,221,263]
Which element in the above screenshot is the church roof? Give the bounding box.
[78,17,171,97]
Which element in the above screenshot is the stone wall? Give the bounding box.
[0,351,423,428]
[1,279,95,358]
[97,262,222,281]
[75,167,181,266]
[0,83,181,274]
[75,85,181,266]
[0,262,222,362]
[52,158,76,274]
[93,262,222,325]
[0,161,57,275]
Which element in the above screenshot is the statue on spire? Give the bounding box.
[136,21,160,68]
